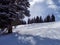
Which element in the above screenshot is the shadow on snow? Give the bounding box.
[0,32,60,45]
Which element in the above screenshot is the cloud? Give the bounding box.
[46,0,54,5]
[59,0,60,3]
[29,0,60,21]
[46,0,57,10]
[48,5,58,10]
[30,0,44,6]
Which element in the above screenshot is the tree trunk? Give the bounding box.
[8,24,12,33]
[8,19,12,33]
[7,18,13,34]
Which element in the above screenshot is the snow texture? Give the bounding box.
[0,22,60,45]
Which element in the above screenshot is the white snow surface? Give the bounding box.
[0,22,60,45]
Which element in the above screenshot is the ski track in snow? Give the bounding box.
[0,22,60,45]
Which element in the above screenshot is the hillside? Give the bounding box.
[0,22,60,45]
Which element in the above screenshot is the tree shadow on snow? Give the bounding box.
[0,32,60,45]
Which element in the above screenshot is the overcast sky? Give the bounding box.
[25,0,60,21]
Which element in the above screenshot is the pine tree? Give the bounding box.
[46,15,51,22]
[28,18,31,24]
[51,14,55,22]
[22,20,26,25]
[33,17,36,23]
[39,16,43,23]
[31,18,34,23]
[36,16,40,23]
[44,17,47,22]
[16,0,30,19]
[0,0,30,33]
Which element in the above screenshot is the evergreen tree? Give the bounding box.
[44,17,47,22]
[20,20,26,25]
[0,0,30,33]
[39,16,43,23]
[46,15,51,22]
[51,14,55,22]
[33,17,36,23]
[36,16,40,23]
[22,20,26,25]
[28,18,31,24]
[31,18,34,23]
[16,0,30,19]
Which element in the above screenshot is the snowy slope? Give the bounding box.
[0,22,60,45]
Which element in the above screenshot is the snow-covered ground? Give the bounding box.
[0,22,60,45]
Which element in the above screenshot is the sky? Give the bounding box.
[26,0,60,21]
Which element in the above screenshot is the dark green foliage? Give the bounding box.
[44,15,51,22]
[39,16,43,23]
[20,20,26,25]
[35,16,40,23]
[31,19,34,23]
[28,18,30,24]
[28,15,55,24]
[0,14,9,28]
[28,16,43,24]
[44,14,55,22]
[16,0,30,19]
[0,0,30,33]
[51,14,55,22]
[33,17,36,23]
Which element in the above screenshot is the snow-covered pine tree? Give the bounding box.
[0,0,30,33]
[16,0,30,19]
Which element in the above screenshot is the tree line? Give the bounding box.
[17,14,55,25]
[28,14,55,24]
[14,14,55,25]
